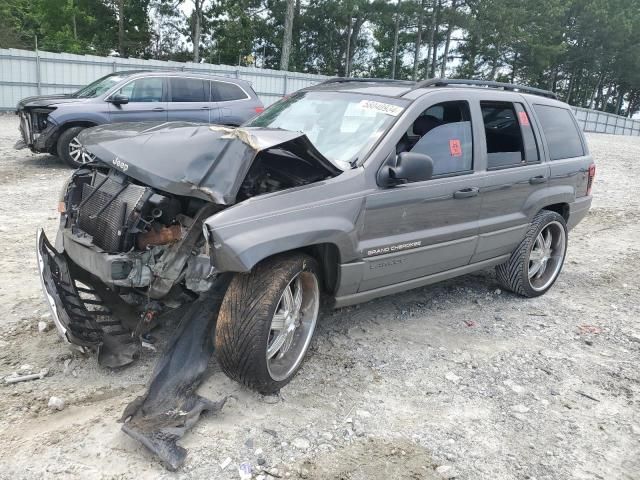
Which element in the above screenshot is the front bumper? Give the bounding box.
[37,228,142,366]
[16,110,59,153]
[59,227,152,289]
[36,228,95,350]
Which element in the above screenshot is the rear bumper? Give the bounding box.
[567,195,592,230]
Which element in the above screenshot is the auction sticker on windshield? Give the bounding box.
[358,100,404,116]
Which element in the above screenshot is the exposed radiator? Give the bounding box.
[77,172,150,252]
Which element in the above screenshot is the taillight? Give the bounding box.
[255,106,264,114]
[587,163,596,195]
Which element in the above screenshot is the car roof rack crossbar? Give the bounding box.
[318,77,415,86]
[411,78,558,99]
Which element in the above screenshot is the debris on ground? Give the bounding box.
[47,396,65,411]
[4,368,48,384]
[220,457,232,470]
[238,462,252,479]
[578,324,602,334]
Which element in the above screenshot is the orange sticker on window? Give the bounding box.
[518,111,530,126]
[449,139,462,157]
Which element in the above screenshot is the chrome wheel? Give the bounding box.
[528,221,566,291]
[266,271,319,382]
[68,137,95,165]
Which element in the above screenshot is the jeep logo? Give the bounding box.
[112,157,129,172]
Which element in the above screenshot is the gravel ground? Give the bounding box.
[0,114,638,480]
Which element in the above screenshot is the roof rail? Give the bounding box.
[410,78,558,99]
[318,77,415,86]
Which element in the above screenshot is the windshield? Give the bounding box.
[74,73,129,98]
[246,91,407,169]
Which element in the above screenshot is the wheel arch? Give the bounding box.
[296,243,341,294]
[541,202,570,222]
[52,121,100,147]
[220,241,344,295]
[524,186,574,222]
[58,120,100,133]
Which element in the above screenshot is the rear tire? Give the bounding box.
[215,253,320,394]
[496,210,567,298]
[57,126,95,168]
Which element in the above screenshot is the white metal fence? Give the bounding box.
[1,48,639,136]
[571,106,640,136]
[0,48,329,111]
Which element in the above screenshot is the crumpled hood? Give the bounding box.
[78,122,341,205]
[17,94,88,110]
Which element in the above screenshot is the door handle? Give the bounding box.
[529,175,548,185]
[453,187,479,199]
[200,106,211,110]
[152,107,165,112]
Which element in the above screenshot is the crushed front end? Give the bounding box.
[16,106,59,152]
[37,165,222,366]
[34,122,342,469]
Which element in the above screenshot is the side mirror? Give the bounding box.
[377,151,434,187]
[109,94,129,105]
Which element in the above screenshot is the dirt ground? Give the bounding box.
[0,114,638,480]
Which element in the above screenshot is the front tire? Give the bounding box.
[56,126,95,168]
[496,210,567,298]
[215,253,320,394]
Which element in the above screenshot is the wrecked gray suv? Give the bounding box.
[37,78,595,395]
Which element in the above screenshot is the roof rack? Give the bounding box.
[318,77,415,86]
[410,78,558,99]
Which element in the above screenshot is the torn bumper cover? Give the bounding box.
[39,228,229,469]
[37,228,91,351]
[120,282,229,471]
[37,228,140,367]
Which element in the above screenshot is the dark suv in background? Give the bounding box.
[15,71,263,167]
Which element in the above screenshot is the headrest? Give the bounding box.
[413,115,442,136]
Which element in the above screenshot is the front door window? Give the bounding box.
[397,101,473,178]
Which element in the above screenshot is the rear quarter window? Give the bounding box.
[533,104,584,160]
[213,81,249,101]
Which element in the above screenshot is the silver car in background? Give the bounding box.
[15,70,264,167]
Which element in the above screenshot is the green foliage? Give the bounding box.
[0,0,638,115]
[0,0,151,57]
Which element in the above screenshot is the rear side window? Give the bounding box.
[533,104,584,160]
[170,77,208,102]
[213,81,248,101]
[481,101,539,169]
